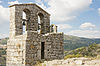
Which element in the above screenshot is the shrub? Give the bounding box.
[97,55,100,59]
[64,54,83,59]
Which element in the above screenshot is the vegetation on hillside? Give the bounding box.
[0,38,8,45]
[0,48,6,65]
[64,35,100,50]
[64,44,100,59]
[0,38,7,65]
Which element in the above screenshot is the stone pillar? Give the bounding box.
[54,25,57,33]
[50,24,54,33]
[50,24,57,33]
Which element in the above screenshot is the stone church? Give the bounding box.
[7,3,64,66]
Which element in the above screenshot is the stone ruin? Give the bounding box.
[6,3,64,66]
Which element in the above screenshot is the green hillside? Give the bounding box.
[0,48,6,65]
[64,44,100,59]
[0,38,8,45]
[64,35,100,50]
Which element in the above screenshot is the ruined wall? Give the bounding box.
[9,4,50,37]
[45,33,64,60]
[7,3,64,66]
[25,31,64,65]
[7,34,27,66]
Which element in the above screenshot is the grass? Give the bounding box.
[64,54,83,59]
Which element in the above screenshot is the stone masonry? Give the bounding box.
[6,3,64,66]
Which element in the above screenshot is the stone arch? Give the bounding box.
[23,9,31,19]
[37,12,44,34]
[22,9,31,34]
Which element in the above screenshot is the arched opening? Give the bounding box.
[50,24,58,33]
[22,9,30,34]
[38,13,44,34]
[23,11,26,19]
[38,16,41,33]
[38,15,41,24]
[22,11,26,34]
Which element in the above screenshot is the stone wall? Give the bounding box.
[25,31,64,65]
[7,3,64,66]
[41,58,100,66]
[9,3,50,37]
[7,34,27,66]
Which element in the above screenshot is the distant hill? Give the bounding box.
[64,44,100,59]
[64,35,100,50]
[0,35,100,51]
[0,38,8,45]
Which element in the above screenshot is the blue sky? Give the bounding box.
[0,0,100,38]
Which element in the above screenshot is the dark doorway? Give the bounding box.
[41,42,45,59]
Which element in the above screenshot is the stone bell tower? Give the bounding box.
[7,3,64,66]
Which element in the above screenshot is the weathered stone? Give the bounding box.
[41,58,100,66]
[7,3,64,66]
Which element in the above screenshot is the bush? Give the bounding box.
[35,61,42,66]
[97,55,100,59]
[64,54,83,59]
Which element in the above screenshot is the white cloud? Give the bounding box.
[0,5,9,38]
[0,0,22,24]
[0,33,8,39]
[66,22,99,38]
[37,3,47,10]
[0,5,9,24]
[46,0,92,22]
[35,0,47,10]
[35,0,43,4]
[67,30,100,38]
[8,0,22,5]
[98,8,100,15]
[80,22,96,29]
[57,24,72,30]
[35,0,48,10]
[7,0,92,23]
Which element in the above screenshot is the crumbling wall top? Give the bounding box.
[9,3,50,16]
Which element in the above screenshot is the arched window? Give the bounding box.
[38,13,44,34]
[22,9,30,34]
[38,16,40,24]
[22,11,26,34]
[23,11,26,19]
[38,16,41,33]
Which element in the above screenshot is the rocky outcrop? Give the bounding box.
[41,57,100,66]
